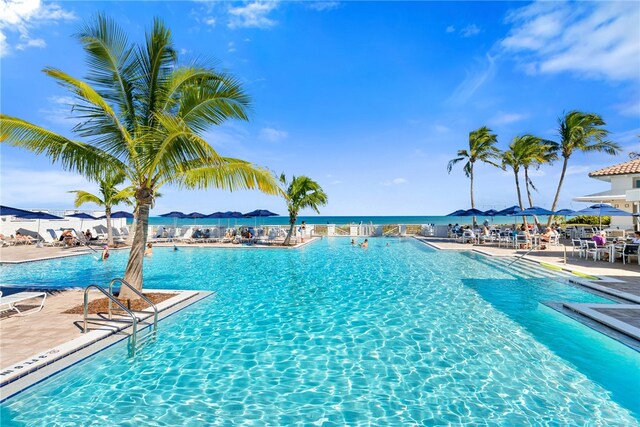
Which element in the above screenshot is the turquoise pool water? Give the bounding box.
[1,238,639,425]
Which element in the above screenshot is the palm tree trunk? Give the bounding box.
[283,219,296,246]
[514,170,527,227]
[106,207,113,247]
[121,191,151,298]
[523,166,539,230]
[470,166,476,228]
[547,156,569,227]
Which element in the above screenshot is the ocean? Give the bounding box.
[143,215,543,227]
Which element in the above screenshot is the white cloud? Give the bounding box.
[501,1,640,81]
[204,17,216,26]
[614,98,640,117]
[489,112,527,126]
[380,178,407,186]
[0,168,90,207]
[446,25,455,33]
[307,2,341,12]
[447,54,496,105]
[330,180,342,185]
[0,0,76,57]
[434,124,450,133]
[227,41,236,52]
[259,127,288,142]
[228,1,278,29]
[461,24,480,37]
[564,165,591,176]
[38,96,79,126]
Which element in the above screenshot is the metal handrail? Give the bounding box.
[108,278,158,335]
[83,285,138,354]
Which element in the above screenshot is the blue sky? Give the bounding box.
[1,1,639,216]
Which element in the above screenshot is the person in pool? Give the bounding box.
[360,239,369,249]
[173,245,179,251]
[101,245,110,261]
[144,242,153,256]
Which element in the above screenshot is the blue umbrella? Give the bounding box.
[496,205,522,216]
[159,211,187,227]
[206,212,227,218]
[0,205,35,217]
[66,212,98,235]
[99,211,134,219]
[513,206,555,216]
[459,208,486,216]
[554,209,575,216]
[159,211,186,218]
[483,209,499,216]
[446,209,466,216]
[184,212,206,226]
[574,204,632,228]
[243,209,279,217]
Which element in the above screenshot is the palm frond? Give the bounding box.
[0,114,124,179]
[68,190,104,208]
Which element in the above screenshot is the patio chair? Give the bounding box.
[622,244,639,265]
[584,241,606,261]
[570,239,584,257]
[0,290,47,316]
[45,229,64,247]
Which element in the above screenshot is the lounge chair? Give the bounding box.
[174,227,195,244]
[45,229,64,247]
[0,290,47,316]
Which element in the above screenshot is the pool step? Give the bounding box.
[479,256,575,280]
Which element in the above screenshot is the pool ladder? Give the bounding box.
[83,278,158,357]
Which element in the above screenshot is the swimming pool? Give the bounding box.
[1,238,639,425]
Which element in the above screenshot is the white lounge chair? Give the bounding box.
[0,290,47,316]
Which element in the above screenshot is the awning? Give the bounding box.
[573,189,626,203]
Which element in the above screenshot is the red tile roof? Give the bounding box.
[589,159,640,177]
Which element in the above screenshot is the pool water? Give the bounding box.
[1,238,639,425]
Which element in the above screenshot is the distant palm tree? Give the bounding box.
[69,173,134,247]
[548,111,620,225]
[502,137,528,224]
[519,135,558,210]
[447,126,501,226]
[280,175,328,246]
[630,152,639,159]
[0,15,280,298]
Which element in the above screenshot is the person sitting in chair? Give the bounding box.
[592,230,606,247]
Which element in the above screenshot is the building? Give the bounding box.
[574,158,640,229]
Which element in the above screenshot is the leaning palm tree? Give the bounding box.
[280,175,328,246]
[548,111,620,225]
[69,173,134,247]
[519,135,558,210]
[502,137,528,225]
[0,15,280,299]
[447,126,501,226]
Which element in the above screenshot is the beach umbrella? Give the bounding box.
[184,212,206,226]
[99,211,134,219]
[495,205,522,216]
[0,205,34,217]
[554,209,575,216]
[66,212,98,234]
[243,209,279,217]
[446,209,466,216]
[206,211,227,218]
[573,203,632,228]
[19,211,63,244]
[513,206,555,216]
[483,209,499,216]
[458,208,486,216]
[243,209,279,227]
[160,211,187,227]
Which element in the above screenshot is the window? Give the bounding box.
[635,178,640,188]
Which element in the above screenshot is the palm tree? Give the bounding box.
[519,135,558,210]
[447,126,501,226]
[69,173,134,247]
[280,175,328,246]
[502,137,528,224]
[548,111,620,225]
[0,15,280,299]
